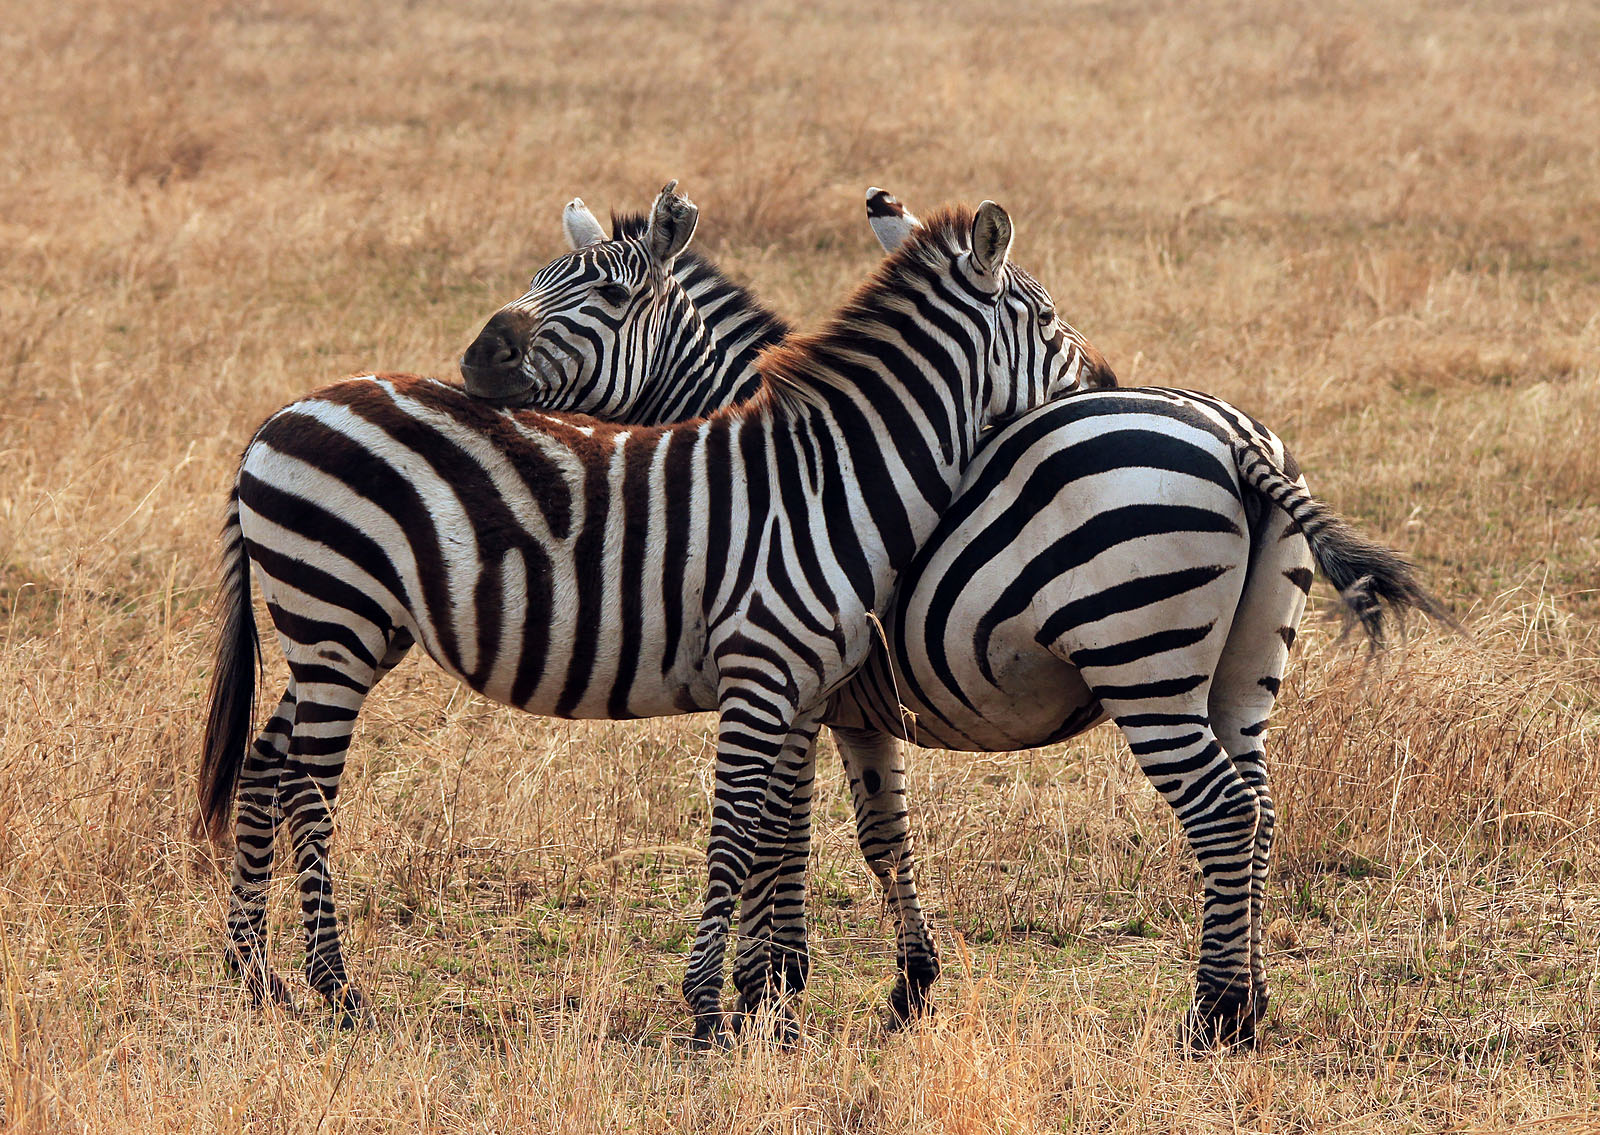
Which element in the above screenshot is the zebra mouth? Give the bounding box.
[461,351,564,408]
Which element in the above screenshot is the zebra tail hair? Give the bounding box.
[1230,437,1456,648]
[195,489,261,845]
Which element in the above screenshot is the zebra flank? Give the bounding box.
[202,190,1084,1044]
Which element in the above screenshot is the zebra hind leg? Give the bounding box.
[832,726,939,1027]
[1092,689,1262,1051]
[276,635,397,1027]
[729,722,820,1045]
[1208,509,1312,1037]
[227,630,412,1022]
[226,687,297,1011]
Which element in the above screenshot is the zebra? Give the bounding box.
[197,185,1093,1048]
[460,180,786,422]
[457,187,1450,1048]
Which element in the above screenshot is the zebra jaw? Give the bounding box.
[459,349,563,407]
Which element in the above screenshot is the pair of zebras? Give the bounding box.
[198,183,1446,1050]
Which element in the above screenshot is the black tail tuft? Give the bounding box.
[195,493,260,844]
[1300,513,1457,648]
[1231,438,1455,648]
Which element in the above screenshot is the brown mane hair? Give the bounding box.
[747,205,979,409]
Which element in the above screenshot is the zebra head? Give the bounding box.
[947,202,1094,421]
[460,181,702,410]
[866,188,1118,394]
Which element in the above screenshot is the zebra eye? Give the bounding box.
[1038,309,1056,328]
[597,283,631,306]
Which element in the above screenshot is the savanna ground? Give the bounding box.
[3,0,1599,1130]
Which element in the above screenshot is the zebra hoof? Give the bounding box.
[688,1015,733,1053]
[731,1002,801,1048]
[325,984,374,1030]
[883,976,935,1030]
[260,971,301,1015]
[1182,994,1259,1054]
[233,955,300,1015]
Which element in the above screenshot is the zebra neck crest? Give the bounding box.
[606,210,791,423]
[747,205,999,422]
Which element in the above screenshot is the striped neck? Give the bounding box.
[605,212,788,425]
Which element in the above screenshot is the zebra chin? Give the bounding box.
[459,364,541,406]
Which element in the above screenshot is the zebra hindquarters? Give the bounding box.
[1205,486,1314,1034]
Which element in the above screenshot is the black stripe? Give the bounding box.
[509,545,553,706]
[609,433,655,718]
[1069,622,1216,671]
[555,446,611,716]
[1035,566,1230,646]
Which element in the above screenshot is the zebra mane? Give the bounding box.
[753,205,979,397]
[610,209,792,348]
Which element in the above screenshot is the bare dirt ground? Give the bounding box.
[3,0,1598,1130]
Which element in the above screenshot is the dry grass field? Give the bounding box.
[4,0,1600,1129]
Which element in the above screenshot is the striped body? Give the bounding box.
[241,375,914,722]
[833,388,1300,750]
[200,201,1085,1044]
[449,190,1447,1047]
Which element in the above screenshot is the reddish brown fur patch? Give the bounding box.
[753,205,978,394]
[1079,342,1120,389]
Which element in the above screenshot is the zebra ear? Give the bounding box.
[865,187,922,253]
[647,180,698,267]
[562,198,607,249]
[970,201,1013,279]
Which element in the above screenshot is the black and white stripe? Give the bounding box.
[197,191,1088,1046]
[458,188,1448,1048]
[459,181,788,423]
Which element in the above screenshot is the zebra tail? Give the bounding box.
[1230,438,1456,648]
[195,489,260,844]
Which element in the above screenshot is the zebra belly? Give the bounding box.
[825,638,1105,752]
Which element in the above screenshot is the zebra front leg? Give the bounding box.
[226,687,296,1010]
[682,693,818,1051]
[731,721,820,1042]
[833,726,938,1025]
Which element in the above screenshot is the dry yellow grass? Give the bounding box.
[3,0,1600,1130]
